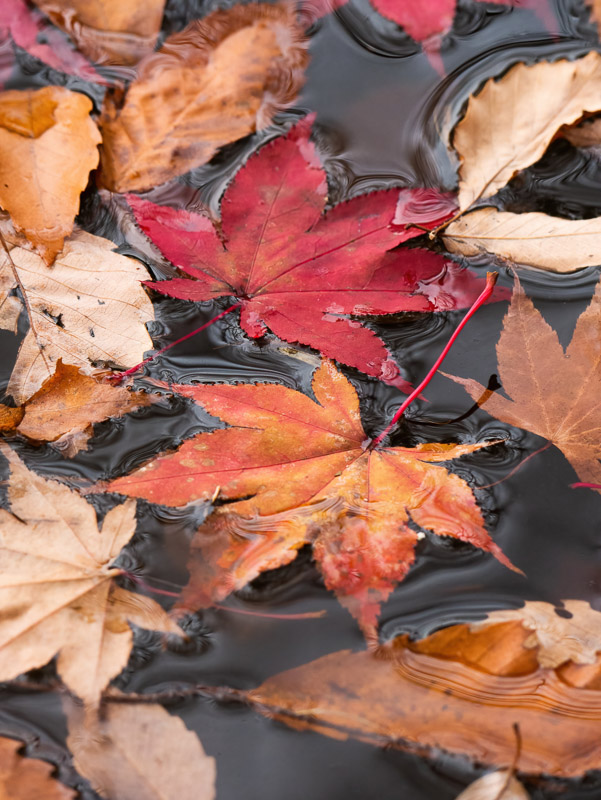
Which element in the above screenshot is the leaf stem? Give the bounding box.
[370,272,498,449]
[109,302,241,383]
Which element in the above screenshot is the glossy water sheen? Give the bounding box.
[2,1,601,797]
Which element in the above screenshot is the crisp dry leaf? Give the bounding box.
[103,361,515,638]
[0,442,183,705]
[0,86,101,263]
[0,0,102,83]
[443,208,601,272]
[0,360,155,455]
[0,735,75,799]
[246,633,601,776]
[31,0,166,65]
[445,273,601,487]
[100,3,308,192]
[131,118,502,386]
[455,771,529,800]
[453,52,601,211]
[0,216,154,404]
[65,699,216,800]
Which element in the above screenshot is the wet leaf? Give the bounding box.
[0,735,75,799]
[452,52,601,211]
[245,627,601,776]
[0,360,156,456]
[455,771,529,800]
[99,3,308,192]
[31,0,166,65]
[443,208,601,272]
[103,360,516,638]
[560,116,601,148]
[0,442,183,705]
[0,86,101,263]
[0,216,154,404]
[130,118,502,387]
[66,699,216,800]
[445,273,601,488]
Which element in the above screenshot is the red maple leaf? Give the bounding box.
[128,118,504,387]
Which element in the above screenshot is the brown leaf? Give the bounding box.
[0,443,183,705]
[247,630,601,776]
[444,273,601,487]
[0,735,75,799]
[65,699,216,800]
[452,52,601,210]
[443,208,601,272]
[0,87,101,263]
[31,0,166,65]
[455,771,529,800]
[99,3,308,192]
[0,404,23,433]
[0,216,154,404]
[560,116,601,148]
[3,360,155,455]
[587,1,601,37]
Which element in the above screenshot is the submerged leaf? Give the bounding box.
[103,361,516,638]
[0,735,75,799]
[100,3,308,192]
[0,86,101,263]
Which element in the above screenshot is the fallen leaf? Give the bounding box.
[0,0,103,84]
[103,360,516,638]
[0,404,23,432]
[66,699,216,800]
[455,771,529,800]
[0,216,154,404]
[445,273,601,487]
[0,441,183,705]
[1,360,155,456]
[245,629,601,776]
[452,52,601,211]
[31,0,166,65]
[130,118,501,386]
[0,735,75,799]
[443,207,601,272]
[0,86,101,263]
[560,116,601,148]
[99,3,308,192]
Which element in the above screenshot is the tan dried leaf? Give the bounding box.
[443,208,601,272]
[99,3,308,192]
[561,117,601,148]
[0,442,183,705]
[453,52,601,210]
[66,700,216,800]
[0,216,154,404]
[0,87,101,264]
[455,771,529,800]
[31,0,166,65]
[0,735,76,799]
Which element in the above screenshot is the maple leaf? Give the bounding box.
[103,360,516,638]
[0,86,101,263]
[445,274,601,488]
[128,118,498,387]
[0,735,75,799]
[99,4,308,192]
[0,216,154,404]
[0,442,183,706]
[66,699,216,800]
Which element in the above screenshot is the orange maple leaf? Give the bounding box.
[105,361,518,638]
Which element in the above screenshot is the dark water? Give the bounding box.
[2,1,601,797]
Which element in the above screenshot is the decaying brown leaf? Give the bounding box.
[66,699,216,800]
[99,3,308,192]
[0,442,183,705]
[452,52,601,210]
[0,735,75,799]
[445,274,601,487]
[456,771,529,800]
[0,216,154,404]
[443,208,601,272]
[0,360,155,456]
[31,0,166,65]
[0,87,101,264]
[247,617,601,776]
